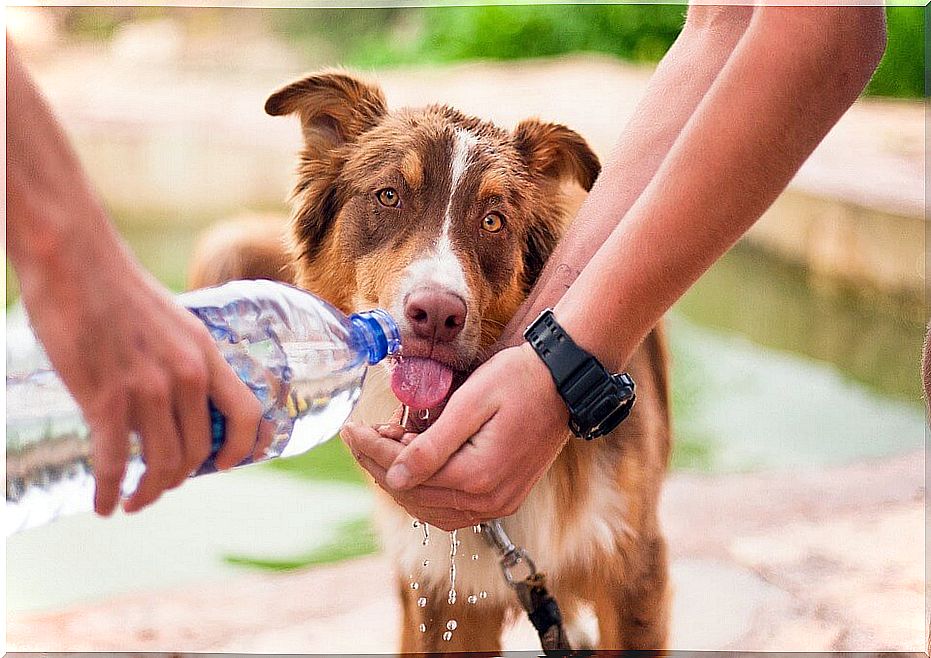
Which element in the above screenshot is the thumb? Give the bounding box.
[387,380,493,490]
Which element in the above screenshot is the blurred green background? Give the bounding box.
[60,5,926,98]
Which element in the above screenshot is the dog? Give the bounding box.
[188,70,672,653]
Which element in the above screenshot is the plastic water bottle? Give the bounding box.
[5,279,401,536]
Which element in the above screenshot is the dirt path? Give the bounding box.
[8,450,924,653]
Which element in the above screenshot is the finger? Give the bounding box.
[172,362,211,484]
[357,454,477,510]
[345,422,482,491]
[342,422,403,470]
[252,418,276,461]
[124,379,184,513]
[374,423,407,441]
[206,350,262,470]
[389,406,405,425]
[387,382,496,490]
[356,455,477,529]
[89,398,130,516]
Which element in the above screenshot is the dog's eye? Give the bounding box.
[481,212,505,233]
[376,188,401,208]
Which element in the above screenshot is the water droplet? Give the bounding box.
[447,530,458,606]
[442,631,453,641]
[419,623,426,633]
[479,590,488,599]
[471,553,479,561]
[412,520,420,528]
[446,620,458,631]
[410,581,419,590]
[420,408,430,421]
[422,559,430,568]
[417,597,427,608]
[422,522,430,546]
[467,595,478,605]
[472,524,482,534]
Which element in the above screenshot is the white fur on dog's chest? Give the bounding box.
[352,374,634,606]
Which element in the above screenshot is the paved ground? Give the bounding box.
[8,450,924,653]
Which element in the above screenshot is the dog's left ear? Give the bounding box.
[512,119,601,191]
[513,119,600,290]
[265,70,387,155]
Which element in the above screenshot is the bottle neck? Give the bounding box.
[349,309,401,365]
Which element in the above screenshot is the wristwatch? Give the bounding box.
[523,308,636,440]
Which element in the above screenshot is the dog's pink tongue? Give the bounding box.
[391,357,454,410]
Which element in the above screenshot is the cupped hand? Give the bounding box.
[341,342,570,531]
[17,237,263,516]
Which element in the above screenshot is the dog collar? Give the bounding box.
[523,308,636,440]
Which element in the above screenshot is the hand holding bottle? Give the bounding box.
[6,39,263,517]
[14,239,264,517]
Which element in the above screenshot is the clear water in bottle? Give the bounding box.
[6,280,400,536]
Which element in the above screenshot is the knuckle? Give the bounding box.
[94,462,126,483]
[175,358,208,390]
[186,444,212,472]
[137,373,170,404]
[151,450,183,476]
[405,442,430,469]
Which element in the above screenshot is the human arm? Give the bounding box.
[6,37,263,515]
[552,7,888,369]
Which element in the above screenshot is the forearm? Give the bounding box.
[6,37,127,286]
[498,5,753,347]
[555,7,886,368]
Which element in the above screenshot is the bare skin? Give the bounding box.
[7,38,263,515]
[343,6,887,529]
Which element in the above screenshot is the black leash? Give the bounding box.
[481,520,572,653]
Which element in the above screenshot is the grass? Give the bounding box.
[223,517,378,572]
[262,434,366,484]
[226,435,374,572]
[269,5,924,100]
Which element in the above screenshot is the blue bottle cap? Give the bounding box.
[350,309,402,365]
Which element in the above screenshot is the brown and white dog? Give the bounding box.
[189,70,672,653]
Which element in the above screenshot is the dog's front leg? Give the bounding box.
[396,575,508,655]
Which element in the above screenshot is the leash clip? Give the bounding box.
[501,546,537,587]
[481,520,537,588]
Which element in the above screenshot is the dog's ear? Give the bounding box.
[265,71,387,154]
[266,72,387,269]
[512,119,601,191]
[513,120,600,290]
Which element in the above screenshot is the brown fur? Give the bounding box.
[188,71,672,652]
[187,214,294,289]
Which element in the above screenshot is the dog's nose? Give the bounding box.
[404,288,467,343]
